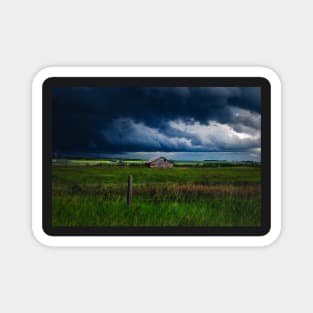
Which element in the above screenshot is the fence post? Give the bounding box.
[127,175,133,207]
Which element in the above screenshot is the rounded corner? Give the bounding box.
[32,67,58,90]
[259,224,282,247]
[32,225,54,247]
[42,77,57,90]
[256,66,282,89]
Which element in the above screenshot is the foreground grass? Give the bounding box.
[53,194,261,227]
[52,165,261,227]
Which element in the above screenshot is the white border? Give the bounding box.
[32,67,282,247]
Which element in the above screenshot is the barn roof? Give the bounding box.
[146,156,170,163]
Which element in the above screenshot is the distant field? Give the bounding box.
[69,159,146,165]
[54,159,259,167]
[52,161,261,227]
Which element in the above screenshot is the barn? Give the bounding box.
[145,156,174,168]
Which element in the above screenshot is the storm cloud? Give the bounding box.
[52,86,261,160]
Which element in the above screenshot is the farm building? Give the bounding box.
[145,157,174,168]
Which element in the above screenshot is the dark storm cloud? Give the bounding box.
[52,86,261,154]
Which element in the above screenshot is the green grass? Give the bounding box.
[53,165,260,185]
[52,164,261,227]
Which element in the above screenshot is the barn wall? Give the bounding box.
[148,158,173,168]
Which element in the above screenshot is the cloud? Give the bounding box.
[52,86,261,158]
[102,118,193,152]
[169,119,260,151]
[99,116,260,153]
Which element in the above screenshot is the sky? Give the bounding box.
[52,86,261,161]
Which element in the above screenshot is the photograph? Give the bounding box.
[51,85,262,227]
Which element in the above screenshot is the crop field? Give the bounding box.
[52,162,261,227]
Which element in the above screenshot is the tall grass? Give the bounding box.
[52,165,261,227]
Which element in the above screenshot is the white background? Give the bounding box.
[0,0,310,312]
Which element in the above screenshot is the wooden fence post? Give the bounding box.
[127,175,133,207]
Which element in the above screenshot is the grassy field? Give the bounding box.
[52,163,261,227]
